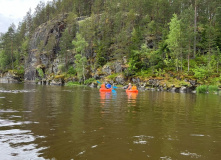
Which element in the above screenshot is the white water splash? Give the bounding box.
[77,151,86,156]
[133,140,147,144]
[160,156,172,160]
[91,145,98,148]
[180,150,201,158]
[190,134,205,137]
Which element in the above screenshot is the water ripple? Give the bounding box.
[180,150,201,158]
[0,128,47,160]
[0,89,36,94]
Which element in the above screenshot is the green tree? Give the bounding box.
[134,43,155,72]
[24,9,33,39]
[166,14,182,71]
[59,28,74,69]
[1,24,16,70]
[216,46,221,73]
[205,24,217,55]
[72,33,88,82]
[180,6,194,72]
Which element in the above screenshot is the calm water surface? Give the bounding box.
[0,83,221,160]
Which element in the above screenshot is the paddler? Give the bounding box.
[127,83,132,90]
[105,82,111,89]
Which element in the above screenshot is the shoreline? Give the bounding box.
[1,76,220,94]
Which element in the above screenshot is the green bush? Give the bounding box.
[67,66,76,75]
[12,66,25,75]
[84,78,95,85]
[208,85,218,93]
[16,68,25,75]
[58,64,65,72]
[154,68,165,77]
[65,81,80,86]
[196,85,208,93]
[107,73,118,80]
[37,68,44,78]
[193,65,208,80]
[135,69,151,78]
[197,85,218,94]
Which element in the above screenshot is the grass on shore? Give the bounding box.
[196,85,219,93]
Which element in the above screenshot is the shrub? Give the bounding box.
[58,64,65,72]
[193,65,208,80]
[208,85,218,93]
[196,85,208,93]
[135,69,151,78]
[16,69,25,75]
[67,66,76,75]
[37,68,44,78]
[107,73,118,80]
[65,81,80,86]
[154,68,165,77]
[84,78,95,85]
[54,74,65,79]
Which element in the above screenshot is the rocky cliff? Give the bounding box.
[22,14,197,93]
[24,14,128,84]
[24,14,68,81]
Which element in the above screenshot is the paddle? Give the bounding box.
[111,86,117,92]
[97,81,101,84]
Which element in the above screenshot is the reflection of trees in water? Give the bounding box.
[22,85,91,159]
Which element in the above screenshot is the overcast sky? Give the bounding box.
[0,0,51,33]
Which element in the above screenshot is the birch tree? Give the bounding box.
[72,33,88,83]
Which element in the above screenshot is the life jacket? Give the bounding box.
[132,86,137,90]
[101,84,105,88]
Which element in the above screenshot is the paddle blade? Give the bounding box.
[97,81,101,84]
[112,86,118,89]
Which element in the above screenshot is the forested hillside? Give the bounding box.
[0,0,221,88]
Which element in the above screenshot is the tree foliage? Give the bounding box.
[0,0,221,83]
[72,33,88,82]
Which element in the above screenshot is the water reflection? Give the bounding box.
[99,91,119,104]
[127,92,138,99]
[100,92,112,103]
[0,110,46,160]
[127,92,138,107]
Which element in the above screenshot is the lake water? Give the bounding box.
[0,83,221,160]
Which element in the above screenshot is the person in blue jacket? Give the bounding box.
[105,82,111,89]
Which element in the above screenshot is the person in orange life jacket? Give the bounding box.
[101,83,105,88]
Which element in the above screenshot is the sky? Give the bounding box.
[0,0,51,33]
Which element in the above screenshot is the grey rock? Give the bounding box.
[180,86,187,93]
[115,76,126,85]
[115,61,122,73]
[89,83,98,88]
[102,65,112,75]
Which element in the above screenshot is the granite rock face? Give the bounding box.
[25,14,68,81]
